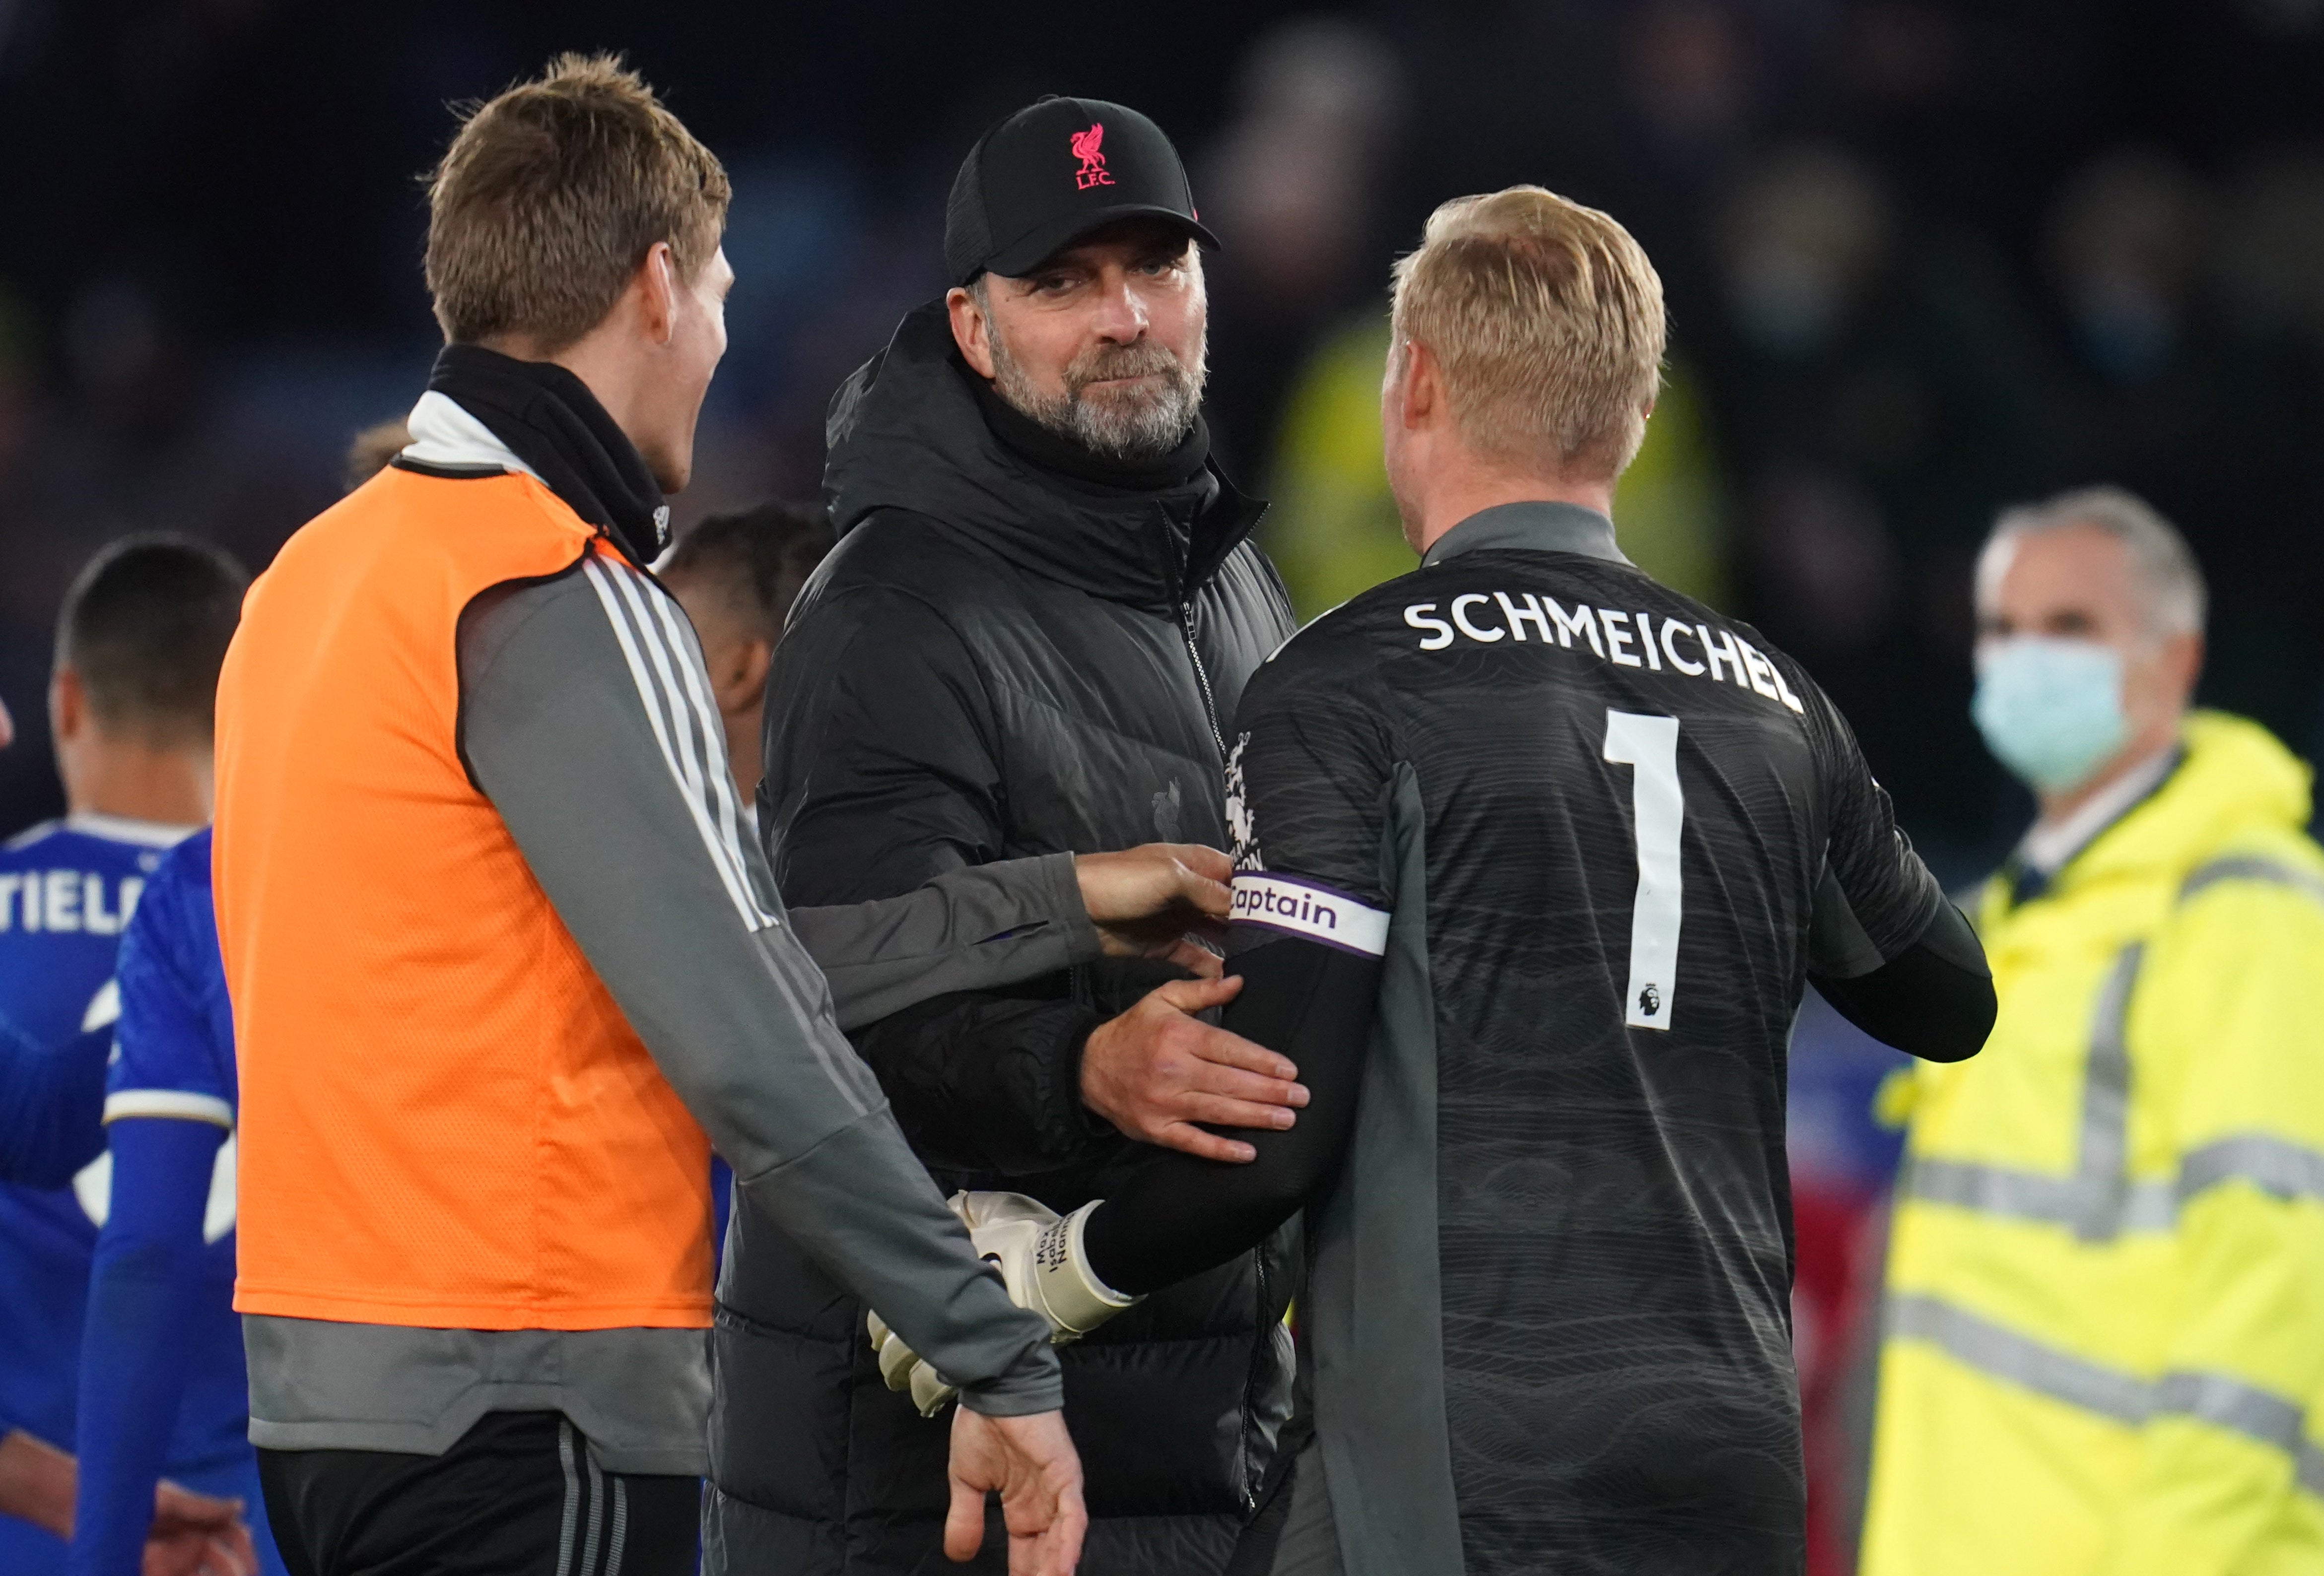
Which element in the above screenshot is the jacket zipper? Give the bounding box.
[1239,1238,1272,1511]
[1182,517,1274,1511]
[1180,599,1226,762]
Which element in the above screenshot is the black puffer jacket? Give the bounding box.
[706,303,1299,1575]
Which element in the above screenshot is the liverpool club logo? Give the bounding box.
[1070,123,1113,191]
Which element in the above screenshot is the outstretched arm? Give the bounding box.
[788,844,1233,1033]
[1082,929,1380,1292]
[766,587,1292,1171]
[0,1020,109,1188]
[1810,895,1994,1063]
[865,651,1400,1382]
[1798,661,1994,1063]
[460,560,1060,1417]
[1072,651,1404,1288]
[72,1117,232,1576]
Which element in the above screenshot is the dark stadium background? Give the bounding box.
[4,0,2322,865]
[3,4,2319,1568]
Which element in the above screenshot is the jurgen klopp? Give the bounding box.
[715,97,1303,1572]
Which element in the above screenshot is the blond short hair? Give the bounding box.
[1390,186,1666,477]
[424,54,730,351]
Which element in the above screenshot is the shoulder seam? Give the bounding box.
[452,549,600,793]
[1,819,62,852]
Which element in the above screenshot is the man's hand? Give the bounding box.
[147,1482,258,1576]
[0,1427,75,1535]
[1075,845,1230,969]
[947,1407,1086,1575]
[1081,976,1306,1162]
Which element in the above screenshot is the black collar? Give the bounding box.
[1421,501,1631,569]
[823,302,1265,611]
[423,344,670,566]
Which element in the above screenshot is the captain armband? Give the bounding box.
[1229,871,1390,958]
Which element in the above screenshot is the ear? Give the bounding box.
[2162,629,2204,704]
[50,667,84,743]
[637,242,681,348]
[948,285,997,380]
[720,638,774,721]
[1399,339,1446,432]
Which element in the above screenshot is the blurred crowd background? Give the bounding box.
[2,3,2320,1567]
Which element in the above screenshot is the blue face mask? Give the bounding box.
[1972,637,2130,793]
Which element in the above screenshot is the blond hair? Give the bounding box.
[424,53,730,351]
[1390,186,1665,477]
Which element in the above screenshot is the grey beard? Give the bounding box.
[988,331,1207,463]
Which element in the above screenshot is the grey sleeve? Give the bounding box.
[456,559,1059,1416]
[789,854,1101,1032]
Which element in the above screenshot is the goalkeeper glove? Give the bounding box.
[866,1190,1138,1418]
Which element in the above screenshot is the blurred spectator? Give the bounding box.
[1260,309,1729,620]
[0,280,330,836]
[1256,314,1401,620]
[340,420,409,492]
[1717,145,1893,368]
[2190,148,2324,752]
[2038,151,2209,571]
[0,535,254,1574]
[1612,0,1760,330]
[655,500,834,802]
[1198,16,1406,474]
[2045,149,2203,386]
[0,286,34,496]
[1709,142,2067,851]
[1629,0,1753,172]
[2212,145,2324,345]
[1865,488,2324,1576]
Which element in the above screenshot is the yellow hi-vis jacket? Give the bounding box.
[1863,711,2324,1576]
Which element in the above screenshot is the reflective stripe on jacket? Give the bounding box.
[1863,711,2324,1576]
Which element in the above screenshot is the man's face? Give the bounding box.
[636,245,734,492]
[1976,521,2199,765]
[949,222,1208,461]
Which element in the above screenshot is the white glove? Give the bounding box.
[867,1190,1139,1418]
[868,1307,959,1417]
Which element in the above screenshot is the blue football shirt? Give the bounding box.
[0,814,237,1568]
[0,815,195,1445]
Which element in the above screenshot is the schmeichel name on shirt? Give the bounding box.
[1403,593,1804,714]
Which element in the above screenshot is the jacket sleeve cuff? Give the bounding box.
[1050,1014,1116,1144]
[957,1351,1066,1418]
[1041,852,1107,967]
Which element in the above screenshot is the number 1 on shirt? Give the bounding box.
[1603,709,1684,1030]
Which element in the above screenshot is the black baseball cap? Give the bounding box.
[944,96,1218,285]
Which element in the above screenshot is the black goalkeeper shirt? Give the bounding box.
[1225,501,1944,1576]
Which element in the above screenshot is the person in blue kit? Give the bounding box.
[0,535,259,1573]
[73,826,277,1576]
